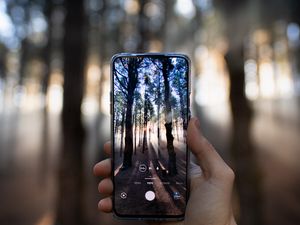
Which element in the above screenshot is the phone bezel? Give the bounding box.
[110,53,191,221]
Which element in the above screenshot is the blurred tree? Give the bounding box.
[41,0,53,95]
[56,0,87,225]
[137,0,150,51]
[15,1,30,86]
[214,0,263,225]
[288,0,300,86]
[0,44,7,79]
[97,0,108,109]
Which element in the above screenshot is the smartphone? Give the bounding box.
[111,53,190,221]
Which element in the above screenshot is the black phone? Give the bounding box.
[111,53,190,221]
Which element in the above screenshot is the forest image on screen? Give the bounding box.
[113,56,188,216]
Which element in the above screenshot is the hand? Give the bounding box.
[93,117,237,225]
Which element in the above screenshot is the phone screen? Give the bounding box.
[111,53,190,219]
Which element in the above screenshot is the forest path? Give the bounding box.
[114,139,186,215]
[150,140,187,208]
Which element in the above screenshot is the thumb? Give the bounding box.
[187,117,231,179]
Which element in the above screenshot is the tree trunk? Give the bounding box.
[179,90,187,142]
[137,0,149,51]
[19,39,29,86]
[120,107,125,157]
[176,119,180,141]
[134,111,137,155]
[56,1,86,225]
[123,94,134,167]
[162,58,177,176]
[138,107,142,147]
[225,46,262,225]
[148,123,151,144]
[122,58,138,169]
[41,1,53,97]
[0,50,7,80]
[142,76,149,153]
[157,74,161,157]
[98,0,107,110]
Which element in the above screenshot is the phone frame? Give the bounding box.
[110,53,191,221]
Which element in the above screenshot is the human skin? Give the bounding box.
[94,117,237,225]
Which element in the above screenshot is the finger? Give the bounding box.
[189,160,202,178]
[98,178,113,195]
[98,197,112,213]
[104,142,111,156]
[93,158,111,177]
[187,117,231,179]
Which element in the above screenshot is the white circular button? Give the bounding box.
[120,192,127,199]
[145,191,155,201]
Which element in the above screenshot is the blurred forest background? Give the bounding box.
[0,0,300,225]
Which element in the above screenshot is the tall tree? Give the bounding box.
[142,74,149,153]
[17,1,30,87]
[214,1,263,224]
[114,76,127,157]
[171,59,188,140]
[0,45,7,80]
[149,59,165,157]
[119,106,126,157]
[133,90,143,154]
[41,0,53,96]
[162,58,177,175]
[142,73,154,153]
[156,70,162,152]
[134,111,137,155]
[118,58,141,169]
[56,0,87,224]
[136,0,150,51]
